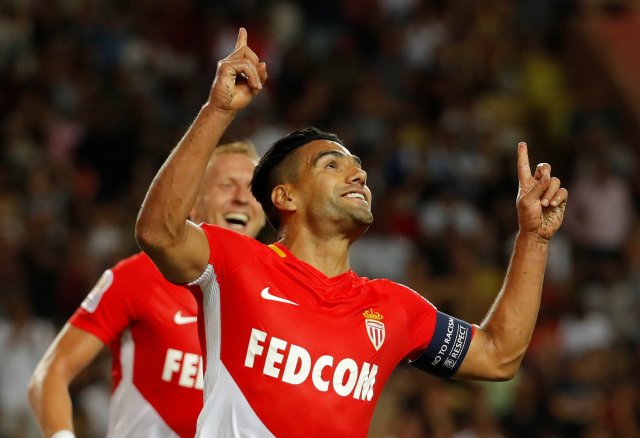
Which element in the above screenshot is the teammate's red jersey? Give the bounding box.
[189,224,473,437]
[70,253,203,438]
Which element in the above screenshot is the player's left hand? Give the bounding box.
[515,142,568,240]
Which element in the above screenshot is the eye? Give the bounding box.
[326,160,337,169]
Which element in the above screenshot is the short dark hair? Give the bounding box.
[251,127,344,229]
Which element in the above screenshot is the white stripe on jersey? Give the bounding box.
[108,330,177,437]
[197,363,274,438]
[201,264,221,396]
[193,264,274,438]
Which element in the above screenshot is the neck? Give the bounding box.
[278,226,353,278]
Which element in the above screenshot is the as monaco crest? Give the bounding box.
[363,309,385,351]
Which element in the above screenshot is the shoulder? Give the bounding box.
[200,223,261,247]
[112,251,153,273]
[92,252,166,299]
[77,253,179,318]
[199,223,268,268]
[111,252,167,279]
[367,278,417,293]
[369,279,436,310]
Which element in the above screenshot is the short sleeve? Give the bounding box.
[393,281,474,377]
[392,282,439,358]
[69,256,143,345]
[197,223,263,282]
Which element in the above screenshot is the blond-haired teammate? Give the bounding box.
[29,141,265,438]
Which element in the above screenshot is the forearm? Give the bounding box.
[29,368,75,437]
[456,142,565,381]
[29,325,104,437]
[480,232,549,373]
[135,104,235,251]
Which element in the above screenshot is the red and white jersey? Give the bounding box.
[70,253,203,438]
[189,225,442,438]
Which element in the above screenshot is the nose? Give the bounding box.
[348,166,367,186]
[232,183,252,205]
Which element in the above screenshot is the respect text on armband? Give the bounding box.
[409,312,473,378]
[430,317,469,369]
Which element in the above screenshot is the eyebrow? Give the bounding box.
[312,150,362,168]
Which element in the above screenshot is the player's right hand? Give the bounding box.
[208,27,267,113]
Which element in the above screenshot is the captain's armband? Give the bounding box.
[409,311,474,378]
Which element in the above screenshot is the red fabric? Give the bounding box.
[70,252,202,438]
[192,224,440,437]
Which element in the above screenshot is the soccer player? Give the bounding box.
[28,141,265,438]
[135,29,568,437]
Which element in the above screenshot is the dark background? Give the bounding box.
[1,0,640,436]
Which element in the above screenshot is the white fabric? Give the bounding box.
[196,363,274,438]
[50,430,75,438]
[107,330,177,438]
[193,264,274,438]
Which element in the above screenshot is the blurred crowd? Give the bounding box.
[1,0,640,437]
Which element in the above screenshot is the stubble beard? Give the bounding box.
[350,208,374,227]
[324,199,374,237]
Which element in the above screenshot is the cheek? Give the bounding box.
[206,195,229,214]
[252,202,266,218]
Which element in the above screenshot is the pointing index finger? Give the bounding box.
[517,141,532,183]
[235,27,248,50]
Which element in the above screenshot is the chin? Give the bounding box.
[349,220,372,242]
[353,210,374,225]
[348,213,373,237]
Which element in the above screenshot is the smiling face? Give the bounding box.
[283,139,373,234]
[191,152,265,238]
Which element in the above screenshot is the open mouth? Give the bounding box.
[224,212,249,228]
[343,192,369,206]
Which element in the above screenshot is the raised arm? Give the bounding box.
[28,324,105,438]
[135,28,267,283]
[456,142,568,380]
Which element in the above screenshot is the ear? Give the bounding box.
[271,184,296,214]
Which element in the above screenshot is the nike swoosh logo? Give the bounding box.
[174,311,198,325]
[260,287,299,306]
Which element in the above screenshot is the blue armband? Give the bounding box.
[409,311,473,378]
